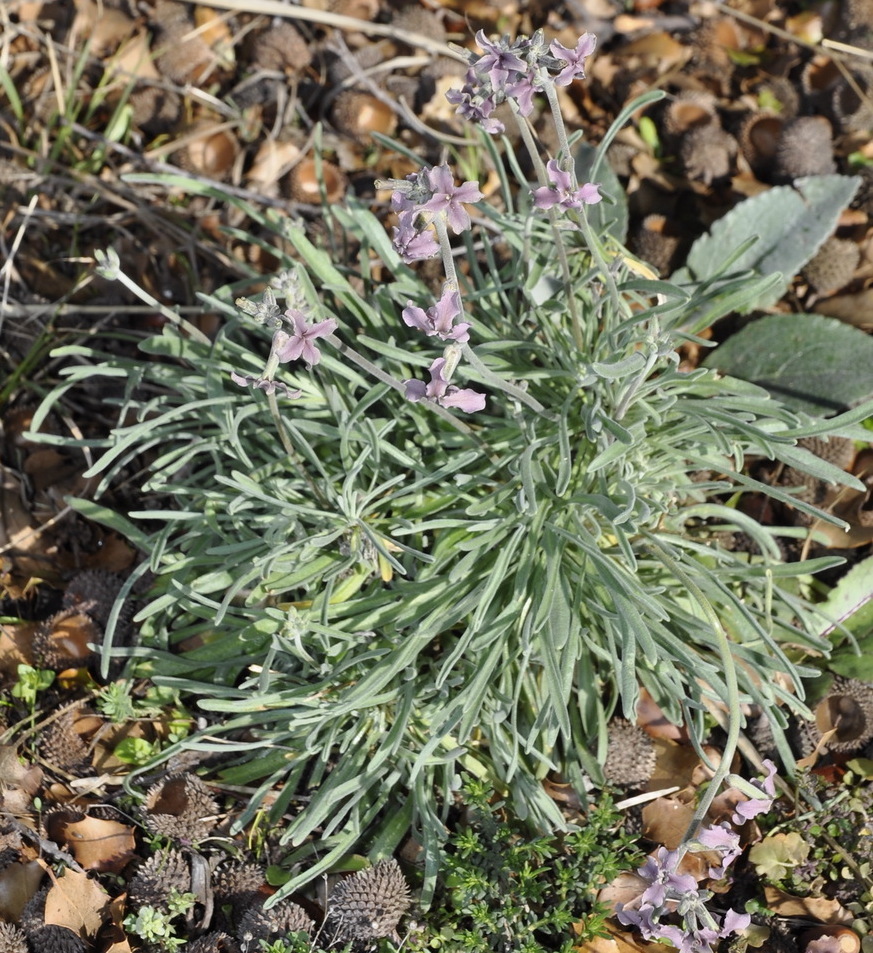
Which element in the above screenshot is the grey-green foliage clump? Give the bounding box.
[28,34,871,909]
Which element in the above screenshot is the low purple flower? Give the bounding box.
[274,310,337,368]
[636,847,699,909]
[549,33,597,86]
[421,165,484,234]
[404,358,485,413]
[695,823,742,875]
[532,158,602,211]
[731,759,778,824]
[402,287,470,343]
[473,30,528,88]
[392,218,440,263]
[230,372,301,399]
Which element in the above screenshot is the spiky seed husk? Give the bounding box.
[802,237,861,295]
[603,718,657,788]
[39,711,90,774]
[19,886,48,935]
[187,931,242,953]
[248,21,312,74]
[0,921,27,953]
[128,848,192,909]
[679,123,737,185]
[23,925,85,953]
[236,899,314,948]
[143,772,219,845]
[62,570,124,627]
[775,117,836,180]
[325,858,412,944]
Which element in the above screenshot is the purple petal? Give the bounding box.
[404,379,427,402]
[440,387,485,412]
[401,303,432,334]
[532,187,558,210]
[546,159,573,191]
[578,182,602,204]
[720,909,751,937]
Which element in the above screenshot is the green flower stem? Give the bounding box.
[432,216,459,290]
[461,344,546,414]
[509,102,584,352]
[643,533,741,857]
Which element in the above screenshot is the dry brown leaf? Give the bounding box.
[642,796,695,848]
[44,868,111,937]
[0,622,36,673]
[763,886,854,924]
[645,738,701,792]
[51,816,137,873]
[574,915,664,953]
[0,861,45,922]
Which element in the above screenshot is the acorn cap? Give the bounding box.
[143,772,219,845]
[775,117,836,180]
[0,922,28,953]
[324,858,412,945]
[331,90,397,142]
[128,848,192,909]
[236,899,314,946]
[603,718,656,788]
[287,158,347,205]
[662,91,718,138]
[815,676,873,752]
[33,608,101,669]
[738,112,785,178]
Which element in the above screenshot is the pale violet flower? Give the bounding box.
[421,165,484,234]
[404,358,485,413]
[550,33,597,86]
[401,287,470,343]
[731,759,778,824]
[230,373,302,399]
[275,310,338,368]
[532,159,601,211]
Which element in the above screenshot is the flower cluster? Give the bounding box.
[231,285,337,397]
[388,164,483,264]
[447,29,596,133]
[616,836,750,953]
[381,163,486,412]
[616,761,779,953]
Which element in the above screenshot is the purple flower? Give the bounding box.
[445,86,505,134]
[421,165,484,234]
[392,218,440,263]
[731,759,778,824]
[549,33,597,86]
[230,372,302,399]
[636,848,699,909]
[404,358,485,413]
[532,158,602,211]
[506,72,543,116]
[401,287,470,342]
[274,309,337,368]
[695,823,742,875]
[474,30,527,88]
